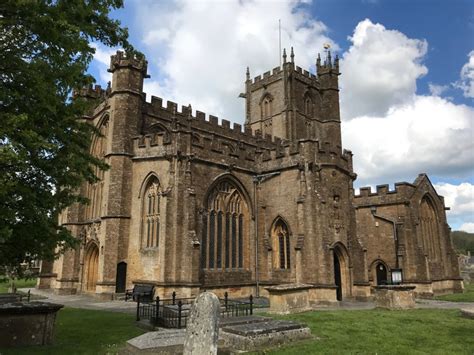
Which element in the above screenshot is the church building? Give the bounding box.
[38,49,463,302]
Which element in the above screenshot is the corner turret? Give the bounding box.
[315,50,341,147]
[108,51,149,94]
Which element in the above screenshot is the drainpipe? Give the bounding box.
[370,206,399,269]
[252,172,281,297]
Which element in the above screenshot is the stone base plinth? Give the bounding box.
[308,286,338,306]
[0,302,64,347]
[265,283,312,314]
[373,285,416,310]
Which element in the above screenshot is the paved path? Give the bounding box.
[21,288,472,313]
[22,288,136,314]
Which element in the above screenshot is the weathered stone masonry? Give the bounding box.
[38,49,463,301]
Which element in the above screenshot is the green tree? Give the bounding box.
[0,0,134,276]
[451,231,474,254]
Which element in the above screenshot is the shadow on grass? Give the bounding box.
[0,308,145,355]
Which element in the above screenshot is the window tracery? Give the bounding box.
[201,180,247,270]
[86,118,108,220]
[420,196,440,261]
[272,218,291,269]
[142,177,161,248]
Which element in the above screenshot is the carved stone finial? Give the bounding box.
[283,48,287,63]
[290,47,295,63]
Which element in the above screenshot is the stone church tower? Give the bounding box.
[38,49,463,301]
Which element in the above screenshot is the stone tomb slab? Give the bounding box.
[126,329,186,354]
[219,319,312,352]
[126,316,311,353]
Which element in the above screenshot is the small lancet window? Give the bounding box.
[304,95,313,117]
[261,94,273,119]
[272,219,291,269]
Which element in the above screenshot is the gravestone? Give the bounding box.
[183,292,220,355]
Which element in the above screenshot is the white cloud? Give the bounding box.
[456,50,474,98]
[460,222,474,233]
[434,182,474,216]
[434,182,474,231]
[90,43,114,83]
[428,83,449,97]
[343,95,474,185]
[130,0,335,122]
[340,19,428,119]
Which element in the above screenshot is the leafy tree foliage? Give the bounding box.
[0,0,133,275]
[451,231,474,254]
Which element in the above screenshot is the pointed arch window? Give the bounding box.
[272,218,291,269]
[141,177,161,248]
[304,95,313,117]
[201,180,248,270]
[420,196,441,261]
[260,94,273,120]
[86,117,109,220]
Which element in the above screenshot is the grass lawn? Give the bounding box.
[0,307,472,354]
[0,278,37,293]
[435,282,474,302]
[266,309,474,355]
[0,308,145,355]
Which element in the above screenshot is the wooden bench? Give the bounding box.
[125,284,154,303]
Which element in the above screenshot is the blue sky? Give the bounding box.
[89,0,473,231]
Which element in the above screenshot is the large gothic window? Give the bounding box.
[201,180,248,270]
[420,196,440,261]
[271,218,291,269]
[86,117,108,220]
[141,177,161,248]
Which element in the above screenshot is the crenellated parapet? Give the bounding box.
[353,182,417,207]
[73,84,109,101]
[316,50,340,77]
[135,92,354,173]
[143,96,278,147]
[108,50,149,76]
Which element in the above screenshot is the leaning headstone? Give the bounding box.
[183,291,220,355]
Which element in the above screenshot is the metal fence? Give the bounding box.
[136,291,253,329]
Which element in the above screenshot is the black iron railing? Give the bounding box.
[136,291,253,329]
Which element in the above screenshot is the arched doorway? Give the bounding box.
[85,243,99,292]
[333,243,350,301]
[334,253,342,301]
[376,262,388,285]
[115,262,127,293]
